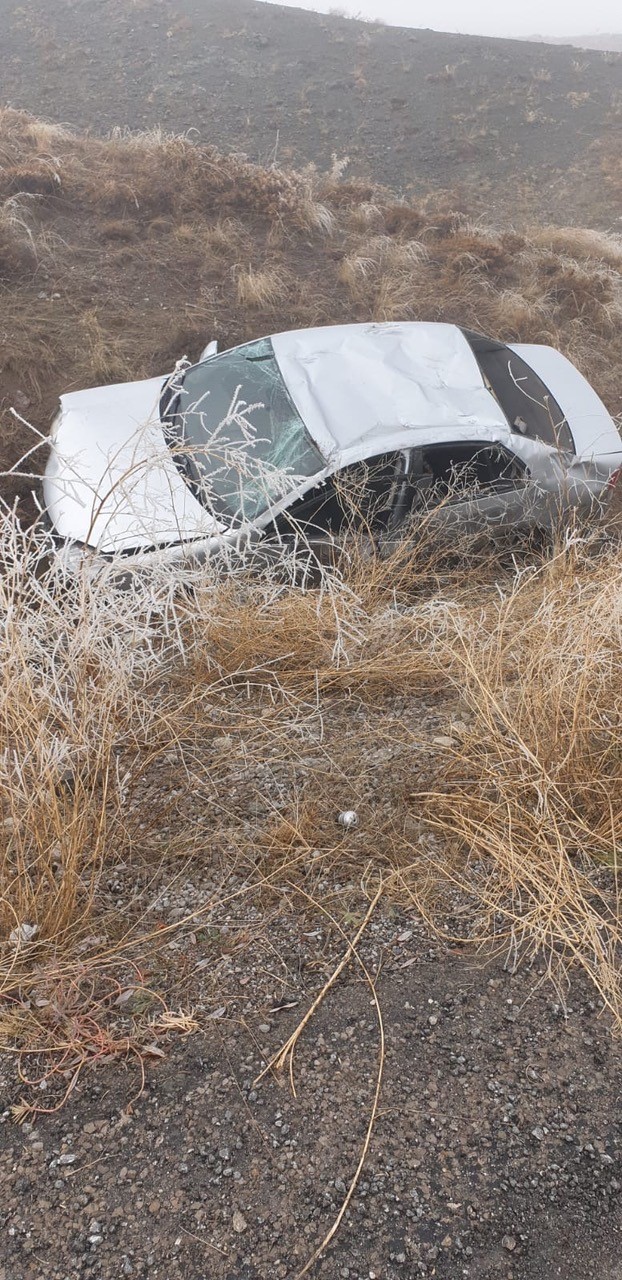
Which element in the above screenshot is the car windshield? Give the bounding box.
[163,337,324,523]
[462,329,574,453]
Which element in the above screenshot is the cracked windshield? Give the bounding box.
[170,338,324,522]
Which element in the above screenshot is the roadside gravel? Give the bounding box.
[1,920,621,1280]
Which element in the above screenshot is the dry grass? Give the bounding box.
[100,218,138,242]
[234,263,293,310]
[2,106,622,486]
[2,513,621,1036]
[407,540,622,1015]
[332,211,622,351]
[0,196,38,280]
[79,309,134,385]
[200,216,251,257]
[0,520,174,952]
[531,225,622,268]
[346,201,386,232]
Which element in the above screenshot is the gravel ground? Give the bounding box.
[1,919,622,1280]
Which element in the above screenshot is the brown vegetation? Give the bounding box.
[234,263,293,310]
[3,0,622,235]
[0,197,37,281]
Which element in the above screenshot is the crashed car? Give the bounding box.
[43,322,622,569]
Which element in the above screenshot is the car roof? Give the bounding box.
[270,322,510,462]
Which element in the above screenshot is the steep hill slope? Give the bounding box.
[529,33,622,53]
[1,0,621,224]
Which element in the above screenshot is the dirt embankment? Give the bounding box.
[2,110,622,519]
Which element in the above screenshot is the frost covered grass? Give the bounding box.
[1,500,622,1099]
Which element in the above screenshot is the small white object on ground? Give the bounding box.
[337,810,358,828]
[8,923,39,946]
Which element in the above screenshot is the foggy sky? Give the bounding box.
[257,0,621,38]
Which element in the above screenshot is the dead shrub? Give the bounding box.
[316,177,379,208]
[202,216,249,256]
[442,228,515,277]
[0,219,36,281]
[338,235,430,319]
[0,163,61,199]
[488,289,552,342]
[0,196,39,282]
[22,117,75,149]
[414,541,622,1019]
[426,210,469,239]
[234,263,292,310]
[384,204,425,238]
[538,255,619,330]
[347,202,385,233]
[100,218,138,242]
[532,225,622,269]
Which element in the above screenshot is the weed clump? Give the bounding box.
[0,200,37,281]
[234,263,292,310]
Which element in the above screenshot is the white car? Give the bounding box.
[43,322,622,567]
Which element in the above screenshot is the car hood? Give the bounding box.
[509,344,622,460]
[272,323,509,462]
[43,376,224,553]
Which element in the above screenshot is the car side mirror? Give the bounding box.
[199,339,218,361]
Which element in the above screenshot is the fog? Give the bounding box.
[256,0,620,39]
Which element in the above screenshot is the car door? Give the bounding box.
[403,441,532,540]
[265,451,409,563]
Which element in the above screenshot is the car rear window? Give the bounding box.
[462,329,575,453]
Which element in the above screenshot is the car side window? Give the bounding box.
[411,443,527,506]
[271,452,406,537]
[461,330,574,453]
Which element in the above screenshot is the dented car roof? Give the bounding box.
[272,322,509,461]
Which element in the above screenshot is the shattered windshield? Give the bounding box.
[163,337,324,523]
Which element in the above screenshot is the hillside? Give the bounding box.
[529,32,622,53]
[1,0,622,225]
